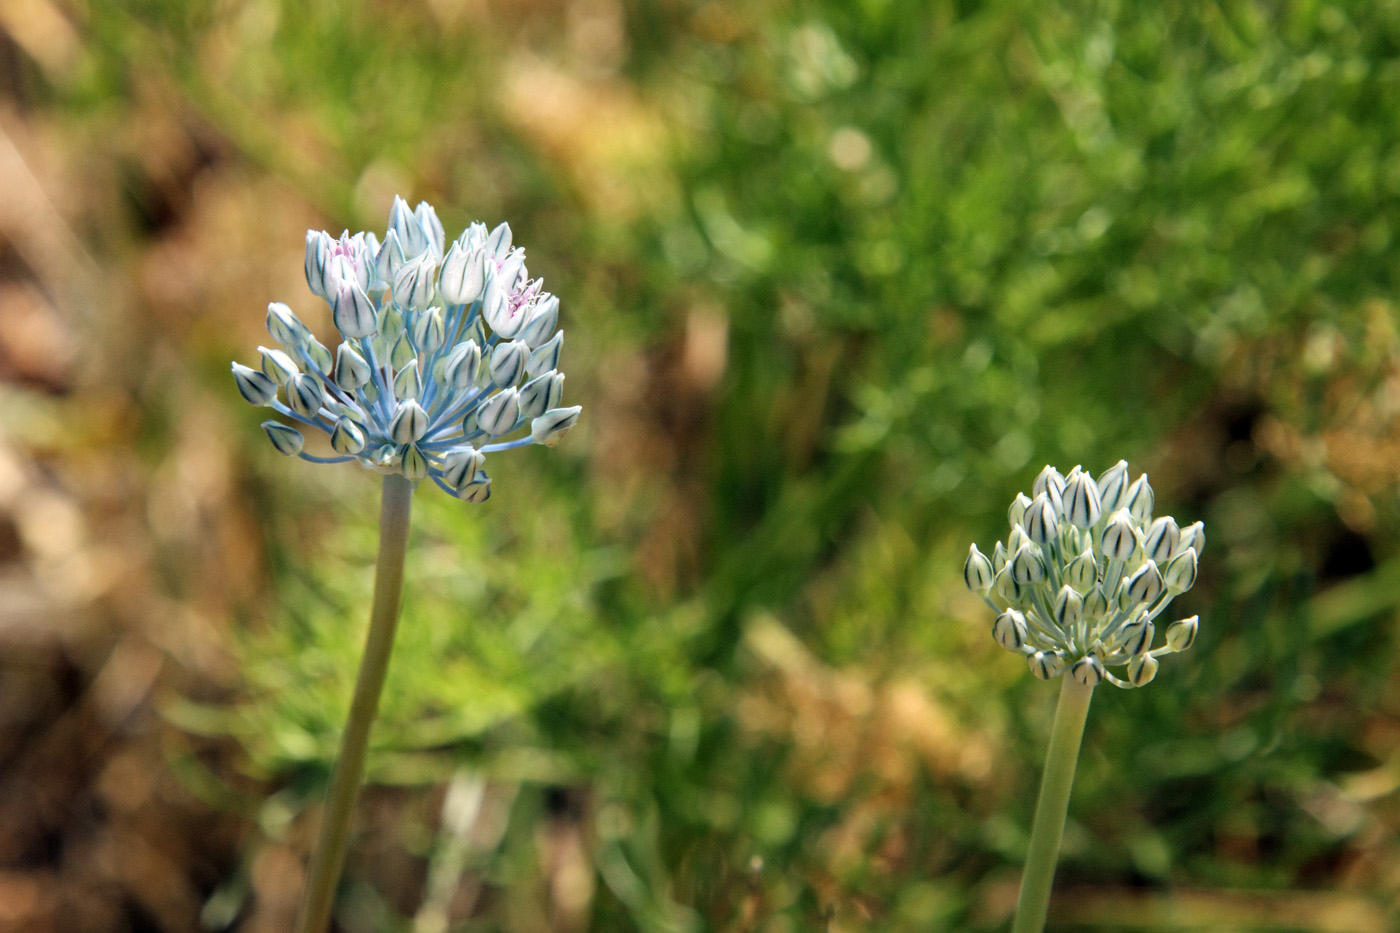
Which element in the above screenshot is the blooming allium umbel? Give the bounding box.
[963,463,1203,688]
[231,197,581,500]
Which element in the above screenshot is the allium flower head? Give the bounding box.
[232,197,581,501]
[964,462,1203,688]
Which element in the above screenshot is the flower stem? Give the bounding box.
[1012,675,1094,933]
[295,473,415,933]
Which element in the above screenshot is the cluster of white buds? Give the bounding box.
[231,197,582,501]
[963,462,1203,688]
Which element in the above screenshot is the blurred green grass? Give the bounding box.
[5,0,1400,930]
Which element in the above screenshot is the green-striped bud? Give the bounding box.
[1179,521,1206,556]
[1022,493,1060,545]
[261,421,304,456]
[266,302,307,345]
[1118,615,1154,656]
[330,417,366,455]
[259,346,299,385]
[413,306,446,354]
[1029,650,1064,681]
[526,330,563,378]
[286,373,324,418]
[393,359,422,400]
[1099,510,1137,561]
[1163,547,1198,593]
[489,340,528,387]
[441,447,485,491]
[1070,654,1105,686]
[1008,492,1032,530]
[444,340,482,391]
[993,566,1022,607]
[964,544,995,593]
[401,443,429,482]
[1143,516,1180,564]
[1166,615,1198,651]
[232,363,278,406]
[1097,460,1130,513]
[1010,543,1045,585]
[1125,473,1154,523]
[1125,560,1164,606]
[1083,585,1109,619]
[1062,470,1102,529]
[992,610,1028,651]
[389,399,429,444]
[390,331,416,371]
[1065,550,1098,592]
[1052,585,1082,630]
[334,342,371,390]
[477,387,521,437]
[1126,653,1159,686]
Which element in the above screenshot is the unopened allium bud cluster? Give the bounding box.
[963,462,1203,689]
[231,197,582,500]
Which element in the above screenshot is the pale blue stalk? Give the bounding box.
[295,473,414,933]
[1012,675,1094,933]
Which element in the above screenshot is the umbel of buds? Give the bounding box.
[231,197,582,501]
[964,462,1203,689]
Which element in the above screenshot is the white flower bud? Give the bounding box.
[439,240,483,305]
[1127,653,1159,687]
[401,443,429,482]
[415,201,445,257]
[259,346,299,385]
[1118,615,1154,656]
[1033,465,1066,512]
[413,306,446,354]
[546,372,565,410]
[526,331,563,378]
[992,609,1028,651]
[1163,547,1198,593]
[1029,650,1064,681]
[333,281,378,339]
[1065,550,1097,592]
[1097,460,1130,512]
[1053,585,1082,630]
[443,340,482,391]
[1008,492,1032,530]
[390,331,416,371]
[334,342,372,390]
[261,421,304,456]
[389,399,429,443]
[266,302,306,345]
[1165,615,1198,651]
[305,231,330,298]
[1071,654,1105,686]
[306,338,333,373]
[330,417,366,455]
[1125,473,1154,523]
[1022,493,1060,545]
[993,566,1022,607]
[393,358,421,399]
[519,294,559,348]
[1179,520,1206,556]
[489,340,528,387]
[530,405,581,447]
[458,473,492,502]
[477,388,521,436]
[1143,516,1180,564]
[375,228,407,284]
[518,371,556,421]
[1010,543,1045,585]
[286,373,325,417]
[991,540,1008,573]
[964,544,995,593]
[392,253,438,311]
[441,446,485,491]
[1099,510,1138,561]
[1062,470,1102,529]
[232,363,278,405]
[1125,560,1164,606]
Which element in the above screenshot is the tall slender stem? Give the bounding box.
[295,473,415,933]
[1012,675,1094,933]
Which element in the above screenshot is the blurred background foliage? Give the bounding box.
[3,0,1400,930]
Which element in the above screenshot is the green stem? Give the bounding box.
[295,473,415,933]
[1012,675,1094,933]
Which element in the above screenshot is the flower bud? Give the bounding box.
[545,372,565,410]
[287,372,325,417]
[992,610,1028,651]
[1097,460,1130,513]
[306,338,333,373]
[439,240,484,305]
[333,281,378,339]
[415,201,445,257]
[266,302,307,345]
[1083,585,1109,619]
[330,417,366,455]
[1099,510,1138,561]
[1033,465,1065,512]
[518,371,556,420]
[1163,547,1198,593]
[1143,516,1180,564]
[1029,650,1064,681]
[993,566,1022,606]
[390,331,416,371]
[389,399,429,443]
[1127,653,1159,686]
[1165,615,1198,651]
[1125,473,1154,523]
[1179,520,1206,556]
[334,343,372,390]
[441,446,485,491]
[1118,615,1154,656]
[305,230,330,298]
[1008,492,1032,529]
[1070,654,1105,687]
[393,358,421,399]
[477,387,521,436]
[375,228,407,284]
[991,540,1008,573]
[392,253,438,311]
[443,341,482,391]
[1062,470,1102,528]
[526,330,564,378]
[519,294,559,347]
[413,306,446,354]
[530,406,582,447]
[259,346,299,385]
[489,340,528,387]
[261,421,304,456]
[1010,543,1045,585]
[1065,550,1098,592]
[486,221,512,258]
[458,473,492,503]
[1022,493,1060,545]
[401,443,429,482]
[1125,560,1164,606]
[232,363,278,405]
[964,544,995,593]
[1052,585,1082,630]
